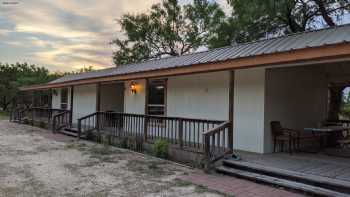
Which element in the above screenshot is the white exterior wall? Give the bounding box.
[51,89,61,109]
[72,84,97,123]
[124,79,146,114]
[234,67,266,153]
[264,66,328,152]
[51,87,71,110]
[167,71,230,120]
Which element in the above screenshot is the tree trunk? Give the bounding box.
[315,0,336,27]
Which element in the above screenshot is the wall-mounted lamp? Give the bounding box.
[130,82,137,94]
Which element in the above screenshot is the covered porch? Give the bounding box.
[264,60,350,155]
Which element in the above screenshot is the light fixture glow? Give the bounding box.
[130,82,137,94]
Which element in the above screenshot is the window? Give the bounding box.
[147,79,166,116]
[60,88,68,109]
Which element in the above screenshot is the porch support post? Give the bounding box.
[96,83,101,112]
[228,70,234,152]
[144,79,149,141]
[96,83,101,132]
[49,89,53,108]
[31,91,35,125]
[69,86,74,126]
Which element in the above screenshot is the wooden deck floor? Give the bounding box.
[235,151,350,182]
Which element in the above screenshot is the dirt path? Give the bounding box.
[0,120,223,197]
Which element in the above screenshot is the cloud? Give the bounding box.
[0,29,11,36]
[0,0,231,71]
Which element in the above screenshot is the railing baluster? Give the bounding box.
[179,119,183,149]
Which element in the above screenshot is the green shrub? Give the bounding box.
[152,139,169,159]
[39,121,47,128]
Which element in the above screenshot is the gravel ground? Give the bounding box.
[0,120,224,197]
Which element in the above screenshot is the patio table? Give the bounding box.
[304,126,350,149]
[304,126,350,133]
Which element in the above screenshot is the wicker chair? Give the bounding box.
[271,121,299,154]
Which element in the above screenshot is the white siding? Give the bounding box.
[167,71,230,120]
[72,84,97,123]
[124,79,146,114]
[51,89,61,109]
[234,67,266,153]
[51,88,71,110]
[264,66,328,153]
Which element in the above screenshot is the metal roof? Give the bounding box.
[50,24,350,84]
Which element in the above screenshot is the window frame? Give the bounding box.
[146,78,167,117]
[60,88,69,110]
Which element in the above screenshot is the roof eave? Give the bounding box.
[20,42,350,91]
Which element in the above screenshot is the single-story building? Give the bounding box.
[14,24,350,156]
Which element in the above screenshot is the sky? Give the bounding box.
[0,0,230,72]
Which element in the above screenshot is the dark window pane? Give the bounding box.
[61,88,68,109]
[147,79,166,116]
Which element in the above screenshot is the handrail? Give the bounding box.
[52,110,71,133]
[203,122,231,135]
[77,112,98,121]
[95,111,224,124]
[77,112,99,139]
[203,121,232,169]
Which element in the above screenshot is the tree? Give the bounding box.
[0,63,59,111]
[0,63,96,111]
[112,0,225,65]
[211,0,350,47]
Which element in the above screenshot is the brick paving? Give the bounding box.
[179,172,306,197]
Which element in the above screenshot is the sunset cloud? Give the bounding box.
[0,0,230,72]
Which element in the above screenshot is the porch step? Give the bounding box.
[216,166,349,197]
[216,159,350,196]
[64,127,79,133]
[222,159,350,194]
[59,128,86,139]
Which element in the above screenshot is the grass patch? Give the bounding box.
[89,144,113,155]
[0,111,9,120]
[174,179,193,187]
[64,142,88,151]
[194,185,210,193]
[127,159,173,177]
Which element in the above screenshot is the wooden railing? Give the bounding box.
[203,121,232,168]
[10,107,28,122]
[52,110,71,133]
[77,111,227,152]
[77,112,99,138]
[11,107,70,129]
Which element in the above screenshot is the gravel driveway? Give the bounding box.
[0,120,224,197]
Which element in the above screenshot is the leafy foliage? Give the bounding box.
[152,139,169,159]
[0,63,95,111]
[112,0,225,65]
[112,0,349,63]
[0,62,59,111]
[340,88,350,119]
[214,0,350,47]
